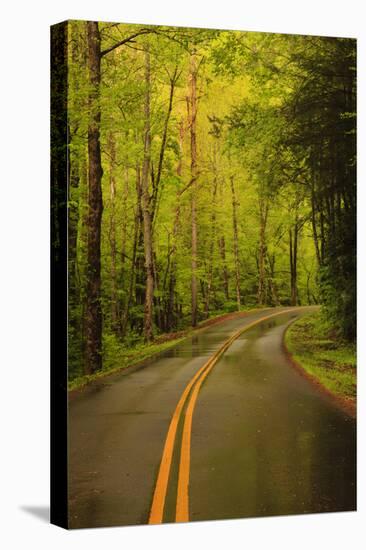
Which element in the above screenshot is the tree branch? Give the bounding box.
[100,29,153,57]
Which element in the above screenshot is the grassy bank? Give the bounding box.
[285,311,356,406]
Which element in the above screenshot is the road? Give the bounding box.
[68,307,356,528]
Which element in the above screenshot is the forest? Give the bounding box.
[57,21,356,380]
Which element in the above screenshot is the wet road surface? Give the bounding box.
[68,307,356,528]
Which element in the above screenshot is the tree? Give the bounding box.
[66,22,356,383]
[188,51,199,326]
[84,21,103,374]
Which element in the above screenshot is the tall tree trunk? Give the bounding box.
[189,53,199,326]
[141,48,154,342]
[68,28,80,305]
[176,118,185,178]
[319,198,325,264]
[121,217,139,338]
[121,167,142,337]
[78,150,89,356]
[108,132,120,334]
[230,176,241,310]
[118,160,129,319]
[218,177,229,300]
[68,160,80,302]
[267,252,280,306]
[121,157,129,270]
[289,222,299,306]
[134,167,146,322]
[218,236,229,300]
[84,21,103,374]
[310,179,322,267]
[151,66,179,225]
[150,71,179,333]
[153,251,164,331]
[68,22,87,347]
[294,223,298,305]
[167,118,185,330]
[166,214,180,331]
[204,171,218,318]
[257,197,268,306]
[306,271,312,305]
[166,206,181,331]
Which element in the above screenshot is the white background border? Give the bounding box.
[1,1,364,548]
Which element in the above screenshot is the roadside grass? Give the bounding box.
[285,311,356,401]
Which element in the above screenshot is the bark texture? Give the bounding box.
[230,176,241,310]
[189,53,199,326]
[141,48,154,342]
[84,21,103,374]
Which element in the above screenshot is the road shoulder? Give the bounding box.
[283,311,356,418]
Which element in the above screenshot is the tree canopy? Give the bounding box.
[64,21,356,379]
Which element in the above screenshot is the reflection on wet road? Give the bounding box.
[190,312,356,520]
[68,307,356,528]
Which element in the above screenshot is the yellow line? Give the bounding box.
[148,356,216,524]
[175,334,235,521]
[175,308,295,522]
[149,308,295,524]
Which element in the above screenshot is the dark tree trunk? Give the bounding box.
[204,172,218,318]
[68,160,80,300]
[84,21,103,374]
[319,200,325,264]
[218,178,229,301]
[141,48,154,342]
[267,252,280,306]
[121,224,138,338]
[167,119,185,330]
[133,145,146,335]
[68,22,87,307]
[176,118,185,177]
[121,168,141,337]
[218,236,229,300]
[311,180,322,267]
[230,176,241,310]
[108,132,120,335]
[167,237,178,331]
[306,271,312,305]
[120,155,130,309]
[134,170,146,321]
[151,66,179,224]
[78,153,89,357]
[257,197,268,306]
[189,53,199,327]
[289,223,299,306]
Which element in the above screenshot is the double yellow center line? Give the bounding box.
[148,309,294,524]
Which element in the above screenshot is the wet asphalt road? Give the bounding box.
[68,307,356,528]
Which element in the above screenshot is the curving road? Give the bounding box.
[68,307,356,529]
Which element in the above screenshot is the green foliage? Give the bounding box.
[67,21,356,380]
[222,33,355,336]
